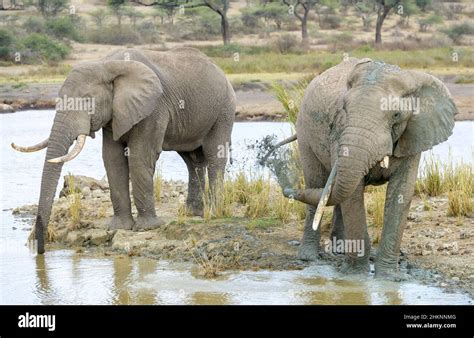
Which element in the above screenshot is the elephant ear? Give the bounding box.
[393,71,457,157]
[104,60,163,141]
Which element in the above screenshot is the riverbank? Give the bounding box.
[1,77,473,121]
[12,175,474,298]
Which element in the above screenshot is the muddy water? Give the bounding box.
[0,110,472,305]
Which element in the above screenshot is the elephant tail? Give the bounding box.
[259,134,297,165]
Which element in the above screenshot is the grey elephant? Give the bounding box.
[12,47,236,254]
[263,58,457,279]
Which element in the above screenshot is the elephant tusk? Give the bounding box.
[48,135,86,163]
[312,160,338,231]
[11,138,49,153]
[380,156,389,169]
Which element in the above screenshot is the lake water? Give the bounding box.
[0,110,472,305]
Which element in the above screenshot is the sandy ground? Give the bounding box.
[1,80,473,121]
[12,176,474,297]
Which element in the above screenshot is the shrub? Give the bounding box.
[0,29,13,47]
[442,22,474,44]
[87,25,142,45]
[321,15,342,29]
[23,17,47,34]
[272,34,299,54]
[20,33,70,62]
[46,16,82,41]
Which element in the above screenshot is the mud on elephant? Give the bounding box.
[262,58,457,280]
[12,47,236,254]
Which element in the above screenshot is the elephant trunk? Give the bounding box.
[34,114,88,254]
[330,125,383,205]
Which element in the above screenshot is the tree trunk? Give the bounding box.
[221,13,230,45]
[301,10,309,42]
[375,7,388,45]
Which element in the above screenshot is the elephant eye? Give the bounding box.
[393,112,401,119]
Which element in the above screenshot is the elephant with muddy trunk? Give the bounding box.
[12,47,236,254]
[263,58,457,279]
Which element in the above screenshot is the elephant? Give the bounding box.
[12,47,236,254]
[262,58,457,279]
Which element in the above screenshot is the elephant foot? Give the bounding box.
[340,258,369,275]
[374,267,410,282]
[297,244,320,261]
[108,215,134,230]
[133,214,166,231]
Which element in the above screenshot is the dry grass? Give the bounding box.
[67,175,82,229]
[366,185,387,228]
[176,199,188,225]
[447,164,473,217]
[416,152,473,217]
[185,240,222,278]
[154,168,163,204]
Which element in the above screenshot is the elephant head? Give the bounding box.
[12,53,163,253]
[324,60,457,206]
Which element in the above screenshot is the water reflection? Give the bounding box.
[2,250,470,305]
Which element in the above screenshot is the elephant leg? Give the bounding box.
[102,128,134,230]
[127,131,165,231]
[330,205,344,252]
[202,118,232,204]
[339,181,371,274]
[178,148,206,216]
[297,141,327,261]
[375,154,420,280]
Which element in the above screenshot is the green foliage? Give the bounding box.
[442,22,474,43]
[88,25,142,45]
[34,0,70,18]
[46,16,82,41]
[20,33,70,62]
[88,8,109,28]
[415,0,431,11]
[418,14,442,32]
[0,29,13,47]
[272,33,299,54]
[23,16,47,33]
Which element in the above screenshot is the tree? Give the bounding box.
[89,8,108,28]
[355,0,376,31]
[260,2,288,30]
[418,13,441,32]
[315,0,339,29]
[282,0,317,43]
[124,6,145,27]
[33,0,70,18]
[397,0,418,27]
[108,0,127,27]
[374,0,401,44]
[415,0,430,12]
[141,0,231,44]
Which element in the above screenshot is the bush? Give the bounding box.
[137,21,161,44]
[272,34,299,54]
[0,29,13,47]
[46,16,82,41]
[87,26,142,45]
[23,17,47,34]
[321,15,341,29]
[442,22,474,44]
[20,33,70,62]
